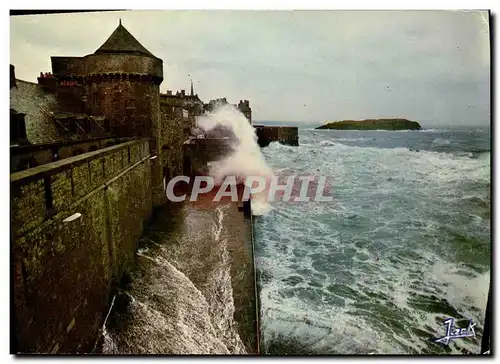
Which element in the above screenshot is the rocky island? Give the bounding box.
[316,118,421,131]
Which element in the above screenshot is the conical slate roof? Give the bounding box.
[95,21,156,58]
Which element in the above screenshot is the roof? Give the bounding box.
[94,22,156,58]
[185,95,201,101]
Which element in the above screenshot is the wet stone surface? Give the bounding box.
[99,193,258,354]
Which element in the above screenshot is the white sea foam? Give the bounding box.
[197,105,274,214]
[256,130,490,355]
[101,203,247,355]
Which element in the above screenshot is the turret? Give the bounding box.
[51,20,163,141]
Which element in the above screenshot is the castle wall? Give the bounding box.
[159,114,184,178]
[56,83,85,114]
[151,104,192,205]
[11,139,153,354]
[84,78,160,140]
[10,80,61,144]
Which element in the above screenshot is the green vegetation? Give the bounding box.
[316,118,421,131]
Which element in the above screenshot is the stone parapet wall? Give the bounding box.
[10,137,134,173]
[11,139,153,354]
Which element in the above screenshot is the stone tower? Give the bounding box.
[51,20,164,148]
[87,21,163,143]
[51,20,165,205]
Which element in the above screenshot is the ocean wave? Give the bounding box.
[256,129,490,354]
[319,140,336,146]
[432,138,451,145]
[334,137,370,142]
[256,214,488,354]
[263,142,490,195]
[420,128,451,133]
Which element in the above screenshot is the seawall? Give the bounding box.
[100,197,259,354]
[11,139,153,353]
[11,137,260,354]
[183,137,234,175]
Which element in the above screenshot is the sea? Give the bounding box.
[254,126,491,355]
[99,107,491,355]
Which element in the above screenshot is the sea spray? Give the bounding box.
[101,254,233,354]
[196,104,274,215]
[100,203,248,354]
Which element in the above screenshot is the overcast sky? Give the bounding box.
[10,10,490,126]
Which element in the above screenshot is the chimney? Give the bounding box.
[166,90,172,96]
[245,100,249,106]
[181,89,185,96]
[37,71,56,93]
[10,64,16,89]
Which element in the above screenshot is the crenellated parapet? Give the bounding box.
[56,72,162,85]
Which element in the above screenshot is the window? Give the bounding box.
[10,110,27,145]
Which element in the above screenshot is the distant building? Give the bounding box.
[237,100,252,123]
[161,80,203,117]
[203,97,252,124]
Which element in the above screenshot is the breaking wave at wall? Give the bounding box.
[196,104,274,215]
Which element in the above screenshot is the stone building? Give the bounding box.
[161,81,204,117]
[237,100,252,123]
[204,97,228,113]
[202,97,252,124]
